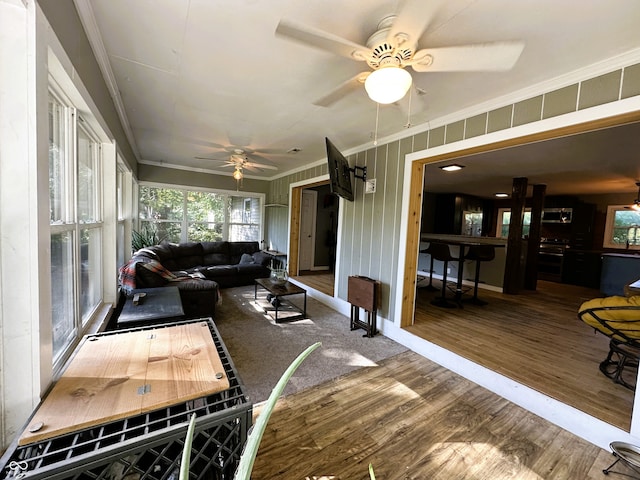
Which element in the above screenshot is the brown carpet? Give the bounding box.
[213,285,408,404]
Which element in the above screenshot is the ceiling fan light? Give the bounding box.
[364,66,412,104]
[233,168,243,181]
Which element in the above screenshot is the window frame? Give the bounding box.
[603,205,640,250]
[138,183,265,244]
[496,207,532,238]
[48,85,105,367]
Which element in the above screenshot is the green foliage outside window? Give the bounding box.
[499,210,531,238]
[138,186,261,243]
[611,210,640,247]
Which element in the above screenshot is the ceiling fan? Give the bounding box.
[195,149,279,173]
[275,0,525,106]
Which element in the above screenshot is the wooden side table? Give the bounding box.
[348,276,379,337]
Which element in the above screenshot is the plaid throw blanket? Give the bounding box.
[118,258,178,293]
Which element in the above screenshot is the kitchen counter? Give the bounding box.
[600,253,640,296]
[419,235,508,290]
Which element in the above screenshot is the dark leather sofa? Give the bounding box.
[120,241,272,319]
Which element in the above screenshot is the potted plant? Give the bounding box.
[131,224,164,252]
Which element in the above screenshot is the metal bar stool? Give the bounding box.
[418,243,439,291]
[464,244,495,306]
[428,242,458,309]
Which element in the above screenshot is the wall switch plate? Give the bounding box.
[365,178,376,194]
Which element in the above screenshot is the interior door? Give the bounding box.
[299,190,317,271]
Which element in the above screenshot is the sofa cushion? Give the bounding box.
[239,253,255,264]
[203,253,231,265]
[228,242,259,264]
[135,260,176,288]
[204,265,239,278]
[201,241,229,254]
[166,242,204,270]
[201,241,231,266]
[147,243,173,261]
[237,264,271,276]
[168,278,219,319]
[252,250,272,267]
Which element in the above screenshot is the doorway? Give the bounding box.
[289,180,337,297]
[299,190,317,271]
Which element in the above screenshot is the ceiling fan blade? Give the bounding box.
[411,42,525,72]
[387,0,444,50]
[244,162,278,171]
[313,72,370,107]
[194,156,231,163]
[276,19,370,61]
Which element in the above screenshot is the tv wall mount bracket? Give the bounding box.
[351,166,367,183]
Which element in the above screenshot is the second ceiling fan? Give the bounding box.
[195,149,279,173]
[275,0,525,106]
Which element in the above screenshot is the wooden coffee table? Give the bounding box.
[254,278,307,322]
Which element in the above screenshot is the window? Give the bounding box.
[496,208,532,238]
[603,206,640,250]
[138,186,263,243]
[49,91,103,363]
[463,211,483,237]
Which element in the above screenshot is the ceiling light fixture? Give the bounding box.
[495,193,509,198]
[439,164,465,172]
[364,66,412,104]
[233,167,243,181]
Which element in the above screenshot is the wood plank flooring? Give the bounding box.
[409,279,635,431]
[292,273,634,430]
[293,272,335,297]
[252,350,628,479]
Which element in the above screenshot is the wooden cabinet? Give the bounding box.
[570,202,596,250]
[562,250,601,288]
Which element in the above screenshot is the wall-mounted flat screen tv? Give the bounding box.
[325,137,353,202]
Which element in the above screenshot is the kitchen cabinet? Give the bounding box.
[562,250,601,288]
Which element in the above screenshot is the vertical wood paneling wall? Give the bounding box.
[264,60,640,322]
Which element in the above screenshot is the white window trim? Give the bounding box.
[138,182,266,244]
[603,204,640,250]
[495,207,532,238]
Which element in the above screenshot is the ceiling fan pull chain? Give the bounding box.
[405,86,413,128]
[373,102,380,146]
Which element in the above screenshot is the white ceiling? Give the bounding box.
[80,0,640,194]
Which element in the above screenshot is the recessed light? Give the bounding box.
[495,193,509,198]
[439,164,465,172]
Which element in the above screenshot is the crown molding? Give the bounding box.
[73,0,140,161]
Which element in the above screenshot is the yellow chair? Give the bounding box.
[578,295,640,390]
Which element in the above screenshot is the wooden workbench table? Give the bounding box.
[20,321,229,445]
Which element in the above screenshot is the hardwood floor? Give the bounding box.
[293,271,335,297]
[409,279,635,431]
[253,350,628,479]
[293,273,635,430]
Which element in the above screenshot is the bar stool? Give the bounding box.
[464,244,495,306]
[429,242,458,308]
[418,243,438,291]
